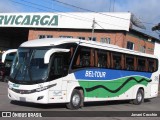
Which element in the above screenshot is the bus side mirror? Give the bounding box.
[44,48,70,64]
[2,49,17,63]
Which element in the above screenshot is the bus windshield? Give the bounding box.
[10,48,49,83]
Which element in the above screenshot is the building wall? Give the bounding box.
[28,29,125,46]
[28,28,155,54]
[125,32,154,54]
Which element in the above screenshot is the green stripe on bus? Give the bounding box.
[78,76,151,98]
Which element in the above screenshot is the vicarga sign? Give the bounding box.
[0,14,58,27]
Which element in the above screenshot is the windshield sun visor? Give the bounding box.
[44,48,70,64]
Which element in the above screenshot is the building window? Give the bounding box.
[140,46,146,53]
[38,35,53,39]
[100,38,111,44]
[59,36,73,38]
[78,37,85,40]
[88,37,96,41]
[46,35,53,38]
[39,35,45,39]
[127,41,134,50]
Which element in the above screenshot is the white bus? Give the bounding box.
[2,38,159,109]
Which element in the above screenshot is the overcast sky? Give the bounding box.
[0,0,160,38]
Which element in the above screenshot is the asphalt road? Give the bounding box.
[0,81,160,120]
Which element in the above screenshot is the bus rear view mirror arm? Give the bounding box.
[44,48,70,64]
[2,49,17,63]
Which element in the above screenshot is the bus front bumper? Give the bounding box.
[8,88,49,104]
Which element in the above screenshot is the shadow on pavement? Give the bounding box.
[10,100,67,109]
[10,99,152,110]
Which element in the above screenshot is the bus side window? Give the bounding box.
[148,60,154,72]
[148,59,157,72]
[112,54,122,69]
[137,58,146,72]
[50,53,70,80]
[125,56,134,71]
[155,59,158,72]
[97,50,107,68]
[72,46,91,69]
[80,54,90,67]
[71,47,80,69]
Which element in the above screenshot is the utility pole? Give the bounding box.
[91,18,96,41]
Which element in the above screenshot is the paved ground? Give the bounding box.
[0,82,160,120]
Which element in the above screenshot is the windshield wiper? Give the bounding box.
[14,63,22,80]
[27,50,35,82]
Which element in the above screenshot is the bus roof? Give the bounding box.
[20,38,157,59]
[20,38,80,47]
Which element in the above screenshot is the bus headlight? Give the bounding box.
[36,86,47,92]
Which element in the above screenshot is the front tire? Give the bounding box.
[66,89,83,110]
[132,89,144,105]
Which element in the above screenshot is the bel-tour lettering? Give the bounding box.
[0,15,58,26]
[85,70,106,78]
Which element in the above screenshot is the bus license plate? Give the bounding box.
[20,97,26,102]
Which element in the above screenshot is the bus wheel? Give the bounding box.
[66,89,83,110]
[133,89,144,105]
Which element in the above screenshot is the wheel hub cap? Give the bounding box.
[72,94,80,106]
[137,93,142,102]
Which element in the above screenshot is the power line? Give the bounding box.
[10,0,50,12]
[7,0,159,39]
[141,21,157,25]
[12,0,158,27]
[52,0,130,21]
[113,0,115,12]
[52,0,158,26]
[11,0,91,22]
[10,0,158,34]
[131,12,157,25]
[10,0,127,29]
[109,0,111,12]
[18,0,98,23]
